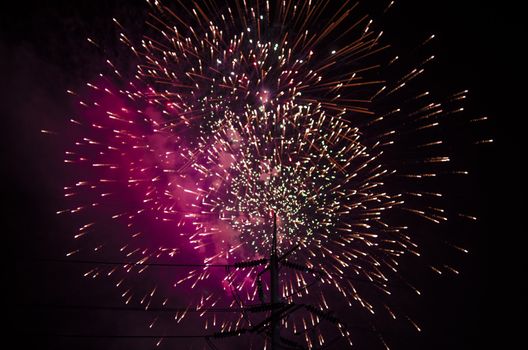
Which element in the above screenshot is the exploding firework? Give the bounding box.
[50,0,491,348]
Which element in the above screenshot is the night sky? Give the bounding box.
[2,0,524,349]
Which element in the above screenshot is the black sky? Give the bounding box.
[1,0,525,349]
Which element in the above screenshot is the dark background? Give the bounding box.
[1,0,524,349]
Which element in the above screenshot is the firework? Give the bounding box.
[52,0,490,348]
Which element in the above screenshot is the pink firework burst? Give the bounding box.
[52,0,491,348]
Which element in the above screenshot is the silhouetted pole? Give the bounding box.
[270,211,280,350]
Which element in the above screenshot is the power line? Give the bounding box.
[23,303,261,313]
[30,334,210,338]
[33,258,231,267]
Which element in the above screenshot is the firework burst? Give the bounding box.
[52,0,490,348]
